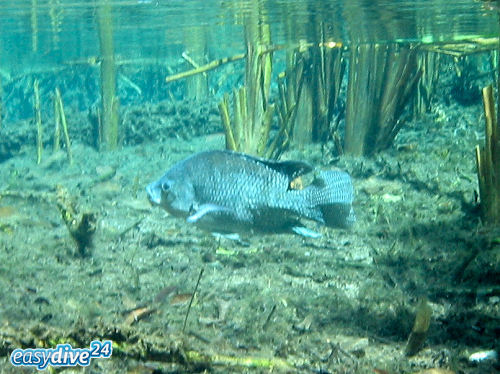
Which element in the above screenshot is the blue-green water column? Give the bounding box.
[97,0,119,150]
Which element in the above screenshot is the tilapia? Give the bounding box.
[146,150,355,237]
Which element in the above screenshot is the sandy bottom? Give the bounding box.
[0,102,498,373]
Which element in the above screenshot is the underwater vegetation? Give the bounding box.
[476,84,500,225]
[96,0,120,151]
[344,44,422,155]
[405,298,432,356]
[55,185,97,257]
[217,3,275,157]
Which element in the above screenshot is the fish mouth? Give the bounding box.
[146,182,162,206]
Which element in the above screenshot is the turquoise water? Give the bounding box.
[0,0,497,124]
[0,1,499,373]
[0,0,497,69]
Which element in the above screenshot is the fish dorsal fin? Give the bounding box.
[237,152,313,180]
[266,159,314,180]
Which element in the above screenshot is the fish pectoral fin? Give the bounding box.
[211,232,242,241]
[291,226,322,238]
[187,204,230,223]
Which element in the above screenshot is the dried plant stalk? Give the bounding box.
[33,79,42,164]
[405,298,432,356]
[97,0,119,150]
[53,92,61,152]
[54,88,73,164]
[345,43,421,155]
[216,3,275,157]
[475,85,500,225]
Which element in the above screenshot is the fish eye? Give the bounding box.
[161,182,170,191]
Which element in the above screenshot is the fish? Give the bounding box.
[146,150,355,238]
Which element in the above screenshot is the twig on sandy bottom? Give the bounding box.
[0,187,95,257]
[55,185,96,257]
[182,267,204,333]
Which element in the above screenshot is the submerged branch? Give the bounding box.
[166,54,245,83]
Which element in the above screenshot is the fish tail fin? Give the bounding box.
[306,170,355,228]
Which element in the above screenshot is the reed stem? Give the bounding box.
[476,84,500,225]
[31,0,38,52]
[97,0,119,150]
[345,43,421,155]
[33,79,42,164]
[55,88,73,164]
[183,26,208,100]
[53,92,60,152]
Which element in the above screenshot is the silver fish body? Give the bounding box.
[146,150,355,237]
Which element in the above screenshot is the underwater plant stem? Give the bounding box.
[53,92,60,152]
[294,82,313,145]
[345,43,420,155]
[497,34,500,128]
[31,0,38,52]
[405,298,432,356]
[183,26,208,100]
[48,0,61,49]
[97,0,119,150]
[218,2,274,157]
[476,84,500,225]
[166,54,245,83]
[414,51,440,116]
[55,88,73,164]
[0,78,2,130]
[182,268,204,333]
[33,79,42,164]
[274,52,305,158]
[288,23,345,147]
[218,96,237,151]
